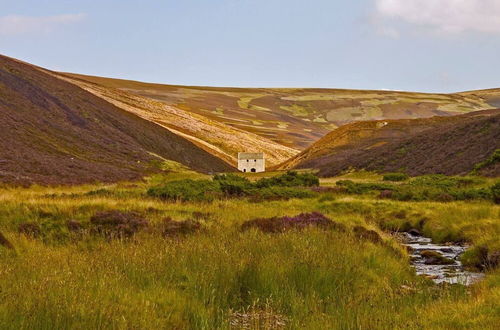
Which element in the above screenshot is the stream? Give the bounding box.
[400,231,484,285]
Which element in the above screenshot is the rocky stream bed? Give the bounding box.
[399,231,484,285]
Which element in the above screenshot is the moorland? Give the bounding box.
[0,168,499,328]
[0,53,499,329]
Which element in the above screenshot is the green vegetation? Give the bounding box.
[492,182,500,204]
[472,149,500,174]
[383,172,409,182]
[147,171,319,202]
[336,175,498,203]
[0,170,499,328]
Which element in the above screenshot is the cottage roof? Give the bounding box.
[238,152,264,160]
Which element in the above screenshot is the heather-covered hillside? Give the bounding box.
[283,109,500,177]
[0,55,232,185]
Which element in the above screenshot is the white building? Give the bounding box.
[237,152,265,173]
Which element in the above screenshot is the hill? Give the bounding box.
[65,73,497,149]
[280,109,500,177]
[54,73,299,167]
[0,55,233,185]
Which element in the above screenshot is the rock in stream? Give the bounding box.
[400,232,484,285]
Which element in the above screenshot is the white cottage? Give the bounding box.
[237,152,265,173]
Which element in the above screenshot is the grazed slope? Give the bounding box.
[65,73,495,149]
[54,73,299,167]
[282,109,500,177]
[0,55,233,185]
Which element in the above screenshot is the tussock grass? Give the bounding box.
[0,173,499,328]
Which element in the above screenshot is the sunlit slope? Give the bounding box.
[457,88,500,108]
[281,109,500,177]
[65,73,495,149]
[55,73,299,167]
[0,55,233,185]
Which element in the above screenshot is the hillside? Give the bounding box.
[0,55,233,185]
[281,109,500,177]
[54,73,299,167]
[65,73,497,149]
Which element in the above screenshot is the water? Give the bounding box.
[399,232,484,285]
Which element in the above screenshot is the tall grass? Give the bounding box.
[0,174,499,328]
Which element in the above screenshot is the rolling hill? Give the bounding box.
[53,72,299,167]
[64,73,498,150]
[2,54,499,184]
[0,55,233,185]
[280,109,500,177]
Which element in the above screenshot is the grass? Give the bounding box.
[0,170,499,328]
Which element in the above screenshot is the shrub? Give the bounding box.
[214,174,253,197]
[241,212,343,233]
[161,217,202,237]
[90,211,149,238]
[410,175,483,188]
[472,149,500,174]
[147,179,220,202]
[449,188,492,201]
[18,222,41,238]
[255,171,319,188]
[492,182,500,204]
[383,173,409,182]
[148,173,319,202]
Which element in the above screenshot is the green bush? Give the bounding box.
[255,171,319,188]
[334,174,495,203]
[148,172,320,202]
[382,173,409,182]
[409,175,483,188]
[213,174,252,196]
[492,182,500,204]
[147,179,220,202]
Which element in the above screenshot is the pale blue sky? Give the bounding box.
[1,0,500,92]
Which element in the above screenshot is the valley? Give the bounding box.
[0,54,498,329]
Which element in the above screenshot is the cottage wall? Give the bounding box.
[237,153,265,173]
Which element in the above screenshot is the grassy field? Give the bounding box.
[0,170,499,329]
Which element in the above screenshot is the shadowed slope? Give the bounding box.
[65,73,496,149]
[282,109,500,177]
[0,55,233,185]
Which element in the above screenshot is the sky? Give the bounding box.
[1,0,500,93]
